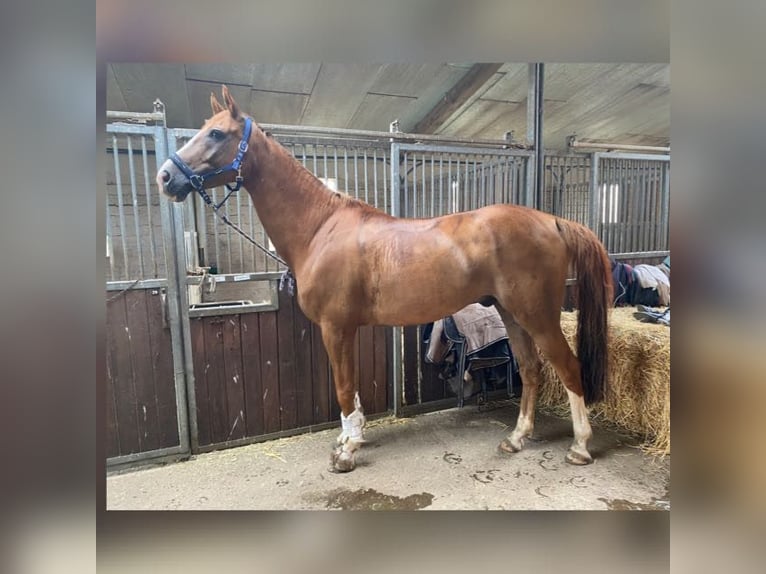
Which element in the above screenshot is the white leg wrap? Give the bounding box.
[336,392,367,445]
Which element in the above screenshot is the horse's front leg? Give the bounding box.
[321,323,367,472]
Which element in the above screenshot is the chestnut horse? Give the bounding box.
[157,86,612,472]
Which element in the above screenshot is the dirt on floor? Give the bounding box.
[107,401,670,511]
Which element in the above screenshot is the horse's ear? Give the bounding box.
[221,85,240,118]
[210,91,224,114]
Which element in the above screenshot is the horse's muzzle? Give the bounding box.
[156,165,192,202]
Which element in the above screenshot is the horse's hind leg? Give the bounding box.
[527,323,594,465]
[495,310,542,454]
[320,322,367,473]
[497,308,594,465]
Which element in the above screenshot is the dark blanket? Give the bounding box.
[611,258,634,306]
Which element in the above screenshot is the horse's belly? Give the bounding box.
[370,269,488,326]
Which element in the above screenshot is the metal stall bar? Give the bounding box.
[125,136,145,278]
[638,161,648,253]
[140,136,159,277]
[439,154,449,213]
[112,135,130,279]
[323,144,329,184]
[609,158,617,252]
[363,147,369,204]
[354,146,360,200]
[344,147,349,195]
[334,146,339,191]
[106,180,116,280]
[463,154,469,212]
[373,148,379,208]
[382,146,388,214]
[421,153,427,218]
[236,184,244,272]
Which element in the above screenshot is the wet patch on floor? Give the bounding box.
[322,488,434,510]
[598,497,669,510]
[600,481,670,511]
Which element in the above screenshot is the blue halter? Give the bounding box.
[170,116,253,205]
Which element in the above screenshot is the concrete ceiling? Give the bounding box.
[107,63,669,150]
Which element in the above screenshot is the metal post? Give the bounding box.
[534,63,544,210]
[526,63,544,209]
[525,154,535,209]
[390,140,403,416]
[155,125,193,455]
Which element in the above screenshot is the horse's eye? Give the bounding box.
[209,129,225,141]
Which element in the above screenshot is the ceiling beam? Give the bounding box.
[412,63,503,134]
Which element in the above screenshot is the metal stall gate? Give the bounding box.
[390,143,534,415]
[590,152,670,259]
[543,151,670,262]
[105,122,191,467]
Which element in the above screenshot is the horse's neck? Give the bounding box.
[245,138,335,270]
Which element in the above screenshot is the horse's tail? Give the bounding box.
[556,218,612,405]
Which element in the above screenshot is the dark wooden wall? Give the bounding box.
[403,326,450,405]
[190,289,391,449]
[106,289,180,458]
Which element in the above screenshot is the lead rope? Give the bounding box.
[197,189,296,296]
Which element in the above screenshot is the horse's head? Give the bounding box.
[157,85,252,202]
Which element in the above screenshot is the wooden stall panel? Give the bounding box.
[241,313,264,437]
[259,311,282,434]
[203,317,229,444]
[402,326,420,406]
[106,289,179,458]
[276,290,297,430]
[222,316,246,443]
[190,316,212,447]
[372,326,390,415]
[291,296,315,428]
[145,290,180,448]
[311,321,331,424]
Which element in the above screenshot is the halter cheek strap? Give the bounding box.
[169,116,253,201]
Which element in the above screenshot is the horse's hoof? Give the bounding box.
[498,437,522,454]
[330,447,356,473]
[565,449,593,466]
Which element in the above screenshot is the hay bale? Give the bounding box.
[538,307,670,455]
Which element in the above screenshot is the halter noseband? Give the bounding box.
[169,116,253,205]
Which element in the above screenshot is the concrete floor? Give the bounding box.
[106,401,670,510]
